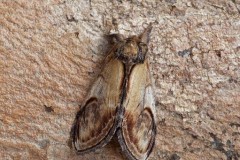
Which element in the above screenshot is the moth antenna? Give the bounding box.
[139,23,153,44]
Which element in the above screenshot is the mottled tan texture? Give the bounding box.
[0,0,240,160]
[73,57,124,153]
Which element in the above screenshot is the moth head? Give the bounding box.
[116,23,152,63]
[122,36,139,57]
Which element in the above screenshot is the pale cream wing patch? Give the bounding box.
[118,60,156,160]
[73,58,124,153]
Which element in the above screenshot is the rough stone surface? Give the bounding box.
[0,0,240,160]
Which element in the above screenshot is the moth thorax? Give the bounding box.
[123,41,138,57]
[116,39,147,64]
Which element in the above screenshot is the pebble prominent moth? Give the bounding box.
[72,24,156,160]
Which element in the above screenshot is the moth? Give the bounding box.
[72,24,156,160]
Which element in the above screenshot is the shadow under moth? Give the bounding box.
[72,24,156,160]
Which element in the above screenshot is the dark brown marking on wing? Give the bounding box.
[118,63,127,116]
[119,63,127,98]
[72,103,121,153]
[125,64,136,95]
[73,98,106,145]
[143,107,156,156]
[119,107,156,159]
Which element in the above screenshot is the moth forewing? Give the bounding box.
[117,59,156,160]
[72,55,124,153]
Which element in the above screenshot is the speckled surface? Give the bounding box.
[0,0,240,159]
